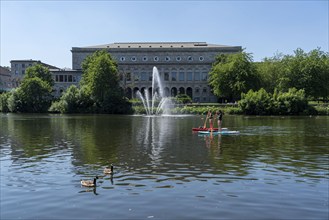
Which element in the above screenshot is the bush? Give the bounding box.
[173,94,192,104]
[239,88,273,115]
[273,88,308,115]
[0,92,10,112]
[239,88,313,115]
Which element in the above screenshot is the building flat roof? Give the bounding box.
[78,42,238,49]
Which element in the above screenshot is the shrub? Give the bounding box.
[173,94,192,104]
[273,88,308,115]
[0,92,10,112]
[239,87,312,115]
[239,88,272,115]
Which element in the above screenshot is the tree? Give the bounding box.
[256,53,285,93]
[80,50,132,113]
[279,48,329,100]
[10,77,53,112]
[25,64,54,86]
[7,64,54,113]
[209,51,261,101]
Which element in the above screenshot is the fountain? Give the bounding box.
[136,66,171,115]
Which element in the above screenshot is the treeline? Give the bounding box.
[208,48,329,115]
[1,48,328,115]
[0,51,132,114]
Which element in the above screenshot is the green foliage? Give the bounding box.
[49,85,94,113]
[209,51,261,101]
[239,88,273,115]
[239,88,313,115]
[79,50,132,114]
[314,105,329,115]
[273,88,308,115]
[12,78,53,113]
[256,53,285,93]
[173,94,192,104]
[0,92,10,112]
[257,48,329,100]
[25,64,54,86]
[3,64,54,113]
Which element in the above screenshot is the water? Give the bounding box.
[0,114,328,219]
[136,66,171,115]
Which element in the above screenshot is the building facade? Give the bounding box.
[10,59,59,87]
[71,42,242,103]
[0,66,12,92]
[51,68,82,97]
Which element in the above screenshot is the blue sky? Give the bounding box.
[1,0,328,68]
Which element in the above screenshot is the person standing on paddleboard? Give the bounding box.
[216,110,223,132]
[208,111,214,131]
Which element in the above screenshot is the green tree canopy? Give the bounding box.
[279,48,329,100]
[25,64,54,86]
[80,50,131,113]
[209,51,261,101]
[9,77,53,112]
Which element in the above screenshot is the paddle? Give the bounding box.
[203,112,210,129]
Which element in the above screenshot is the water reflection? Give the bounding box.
[1,114,328,219]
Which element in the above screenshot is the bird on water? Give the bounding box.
[81,176,98,187]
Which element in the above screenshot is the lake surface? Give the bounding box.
[0,113,328,219]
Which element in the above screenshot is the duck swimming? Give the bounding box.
[104,164,114,175]
[81,176,98,187]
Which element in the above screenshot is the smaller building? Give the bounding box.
[50,68,82,97]
[10,59,59,87]
[0,66,13,92]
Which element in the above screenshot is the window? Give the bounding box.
[22,64,25,68]
[59,75,64,82]
[187,72,192,81]
[188,56,193,61]
[171,72,177,81]
[199,56,204,61]
[22,70,25,75]
[202,72,208,81]
[126,72,131,81]
[68,75,73,82]
[55,75,59,82]
[154,56,159,61]
[120,57,125,61]
[179,71,185,81]
[131,56,137,61]
[176,56,181,61]
[141,72,147,81]
[164,72,169,81]
[194,72,200,81]
[203,87,207,93]
[165,56,170,61]
[143,56,148,61]
[134,72,140,81]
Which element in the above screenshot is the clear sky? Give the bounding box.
[1,0,328,68]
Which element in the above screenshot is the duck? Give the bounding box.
[81,176,98,187]
[104,164,114,175]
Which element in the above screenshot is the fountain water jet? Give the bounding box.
[136,66,171,115]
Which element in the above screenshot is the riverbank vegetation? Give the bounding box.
[1,48,328,115]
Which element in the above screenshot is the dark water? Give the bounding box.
[0,113,328,219]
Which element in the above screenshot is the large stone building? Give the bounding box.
[71,42,242,102]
